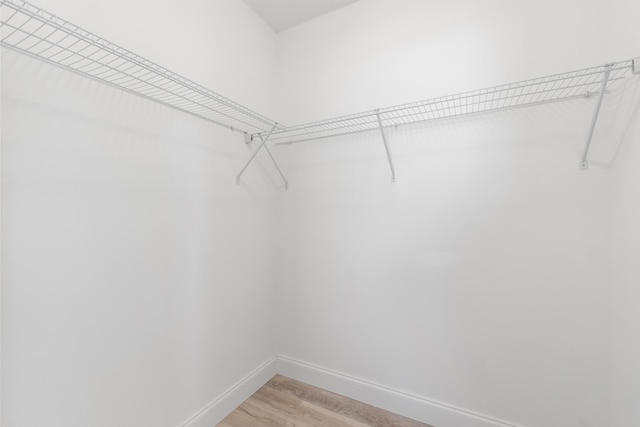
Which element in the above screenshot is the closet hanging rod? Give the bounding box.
[0,0,279,135]
[263,61,634,145]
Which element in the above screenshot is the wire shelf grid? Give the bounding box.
[1,0,636,150]
[266,61,633,145]
[0,0,278,134]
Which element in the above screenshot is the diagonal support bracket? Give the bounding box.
[236,123,278,185]
[375,111,396,182]
[580,64,612,170]
[260,135,289,190]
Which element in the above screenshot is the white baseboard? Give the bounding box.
[276,355,523,427]
[181,355,524,427]
[180,356,277,427]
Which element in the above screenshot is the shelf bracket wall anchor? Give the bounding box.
[375,111,396,182]
[580,64,612,170]
[236,123,278,185]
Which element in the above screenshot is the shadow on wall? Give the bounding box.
[1,51,245,158]
[605,76,640,168]
[2,49,289,200]
[272,94,606,184]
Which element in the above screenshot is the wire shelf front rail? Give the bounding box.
[266,61,634,145]
[0,0,278,134]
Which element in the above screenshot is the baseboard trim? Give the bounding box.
[276,355,522,427]
[180,356,277,427]
[181,355,524,427]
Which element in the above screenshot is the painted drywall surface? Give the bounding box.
[0,40,3,426]
[273,1,623,426]
[1,1,637,426]
[602,0,640,425]
[1,1,279,426]
[275,0,612,125]
[273,106,613,427]
[607,0,640,62]
[608,0,640,421]
[610,82,640,427]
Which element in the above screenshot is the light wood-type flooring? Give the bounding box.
[217,375,433,427]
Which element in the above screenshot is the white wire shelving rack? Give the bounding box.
[262,63,634,145]
[0,0,278,135]
[2,0,638,185]
[255,59,637,179]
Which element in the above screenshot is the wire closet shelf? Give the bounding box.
[0,0,278,134]
[262,61,634,145]
[1,0,637,156]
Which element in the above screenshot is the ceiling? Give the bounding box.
[242,0,359,33]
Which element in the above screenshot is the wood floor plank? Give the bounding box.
[237,399,302,427]
[217,375,433,427]
[220,408,272,427]
[249,388,317,424]
[265,376,429,427]
[298,400,373,427]
[247,388,348,427]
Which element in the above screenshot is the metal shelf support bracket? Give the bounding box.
[375,111,396,182]
[261,135,289,190]
[236,123,278,184]
[580,64,612,170]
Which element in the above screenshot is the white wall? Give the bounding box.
[608,3,640,426]
[1,1,279,426]
[273,107,614,427]
[33,0,277,117]
[610,83,640,427]
[2,1,639,427]
[273,1,637,426]
[275,0,611,125]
